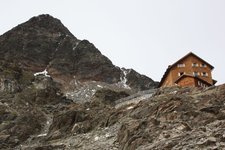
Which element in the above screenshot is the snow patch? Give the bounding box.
[119,68,131,89]
[34,69,50,77]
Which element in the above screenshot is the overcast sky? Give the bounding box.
[1,0,225,84]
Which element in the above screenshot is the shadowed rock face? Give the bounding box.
[93,89,130,106]
[0,14,157,90]
[0,15,74,68]
[0,15,120,84]
[48,39,121,84]
[126,69,159,90]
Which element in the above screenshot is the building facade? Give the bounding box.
[159,52,216,88]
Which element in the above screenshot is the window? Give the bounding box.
[202,72,208,77]
[193,72,199,77]
[192,63,198,67]
[201,63,207,67]
[177,64,185,67]
[178,72,185,76]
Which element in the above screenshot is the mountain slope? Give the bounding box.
[0,14,225,150]
[0,14,158,93]
[1,78,224,149]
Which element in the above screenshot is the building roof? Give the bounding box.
[174,74,212,86]
[158,52,214,87]
[213,79,217,85]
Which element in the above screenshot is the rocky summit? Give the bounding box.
[0,14,157,94]
[0,14,225,150]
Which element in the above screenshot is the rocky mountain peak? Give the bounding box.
[0,14,158,98]
[0,14,76,70]
[29,14,57,23]
[5,14,74,38]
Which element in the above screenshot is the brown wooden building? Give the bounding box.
[159,52,217,88]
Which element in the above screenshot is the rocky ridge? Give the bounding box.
[0,14,158,98]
